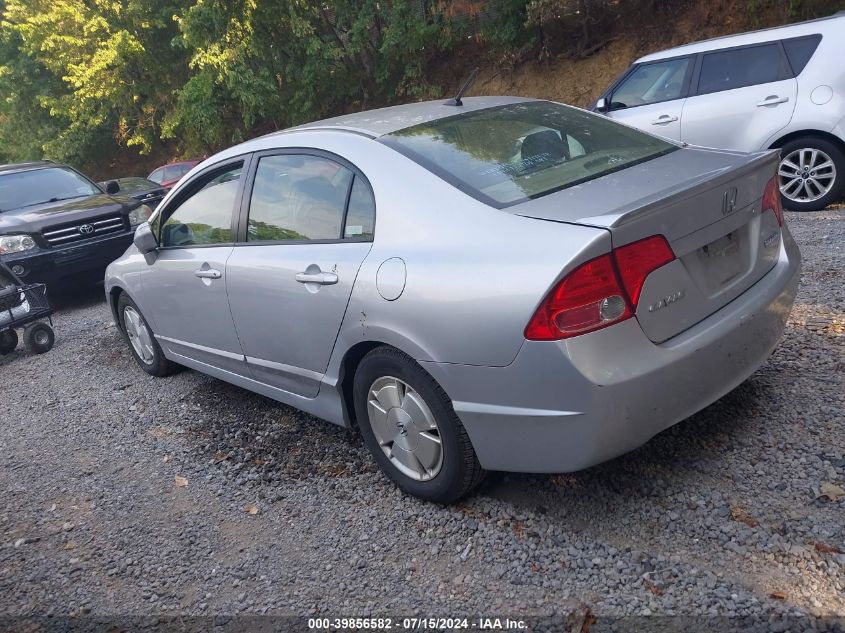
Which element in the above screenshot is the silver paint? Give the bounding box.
[106,96,801,474]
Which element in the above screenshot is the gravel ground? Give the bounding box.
[1,208,843,631]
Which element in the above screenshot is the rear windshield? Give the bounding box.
[0,167,99,212]
[381,101,677,208]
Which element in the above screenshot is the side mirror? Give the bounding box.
[133,222,158,261]
[594,97,608,113]
[105,180,120,195]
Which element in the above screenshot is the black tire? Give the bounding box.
[353,346,485,503]
[23,322,54,354]
[116,293,177,377]
[0,329,18,355]
[778,137,845,212]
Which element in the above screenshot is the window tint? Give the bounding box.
[247,154,354,242]
[382,101,677,208]
[783,34,822,75]
[148,168,164,184]
[698,43,791,95]
[160,163,242,247]
[343,176,375,239]
[610,57,691,109]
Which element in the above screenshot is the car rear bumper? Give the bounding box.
[2,231,134,288]
[421,228,801,473]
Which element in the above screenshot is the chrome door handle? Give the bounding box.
[194,268,222,279]
[651,115,678,125]
[757,95,789,107]
[296,271,338,285]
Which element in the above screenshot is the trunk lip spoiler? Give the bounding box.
[514,149,780,231]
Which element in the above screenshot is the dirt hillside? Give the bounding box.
[466,0,822,107]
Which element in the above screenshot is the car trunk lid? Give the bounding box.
[512,148,783,343]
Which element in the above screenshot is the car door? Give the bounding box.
[225,151,376,398]
[680,42,797,151]
[139,158,249,375]
[605,55,694,141]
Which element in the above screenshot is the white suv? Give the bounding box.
[593,12,845,211]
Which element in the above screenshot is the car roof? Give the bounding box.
[0,160,58,176]
[636,12,844,63]
[281,96,537,138]
[153,160,201,170]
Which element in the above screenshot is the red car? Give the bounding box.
[147,159,201,190]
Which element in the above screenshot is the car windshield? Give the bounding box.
[115,177,158,194]
[381,101,678,208]
[0,166,99,211]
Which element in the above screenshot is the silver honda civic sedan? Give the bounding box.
[106,97,801,503]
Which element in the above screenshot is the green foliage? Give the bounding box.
[483,0,533,49]
[2,0,843,172]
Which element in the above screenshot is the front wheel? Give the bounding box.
[778,137,845,212]
[353,346,485,503]
[117,294,177,377]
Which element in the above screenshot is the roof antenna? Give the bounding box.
[444,68,479,106]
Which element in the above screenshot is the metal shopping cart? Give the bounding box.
[0,260,55,355]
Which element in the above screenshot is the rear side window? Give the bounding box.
[247,154,354,241]
[610,57,691,110]
[343,177,376,239]
[782,34,822,75]
[697,43,791,95]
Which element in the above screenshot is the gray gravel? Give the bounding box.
[1,208,843,630]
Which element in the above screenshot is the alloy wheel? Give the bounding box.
[123,306,155,365]
[366,376,444,481]
[779,148,837,203]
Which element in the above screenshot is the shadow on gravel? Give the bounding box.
[49,282,106,311]
[174,356,774,515]
[482,377,773,510]
[180,378,373,485]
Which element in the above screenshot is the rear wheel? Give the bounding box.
[353,346,485,503]
[117,294,177,377]
[23,322,54,354]
[0,329,18,355]
[778,137,845,211]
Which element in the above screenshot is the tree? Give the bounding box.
[2,0,190,162]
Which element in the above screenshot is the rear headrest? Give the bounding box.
[521,130,567,163]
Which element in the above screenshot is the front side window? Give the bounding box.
[381,101,677,208]
[0,167,99,212]
[160,163,242,247]
[610,57,691,110]
[698,43,791,95]
[247,154,356,242]
[148,168,164,184]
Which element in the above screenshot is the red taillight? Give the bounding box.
[524,235,675,341]
[524,254,631,340]
[614,235,675,307]
[762,175,784,226]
